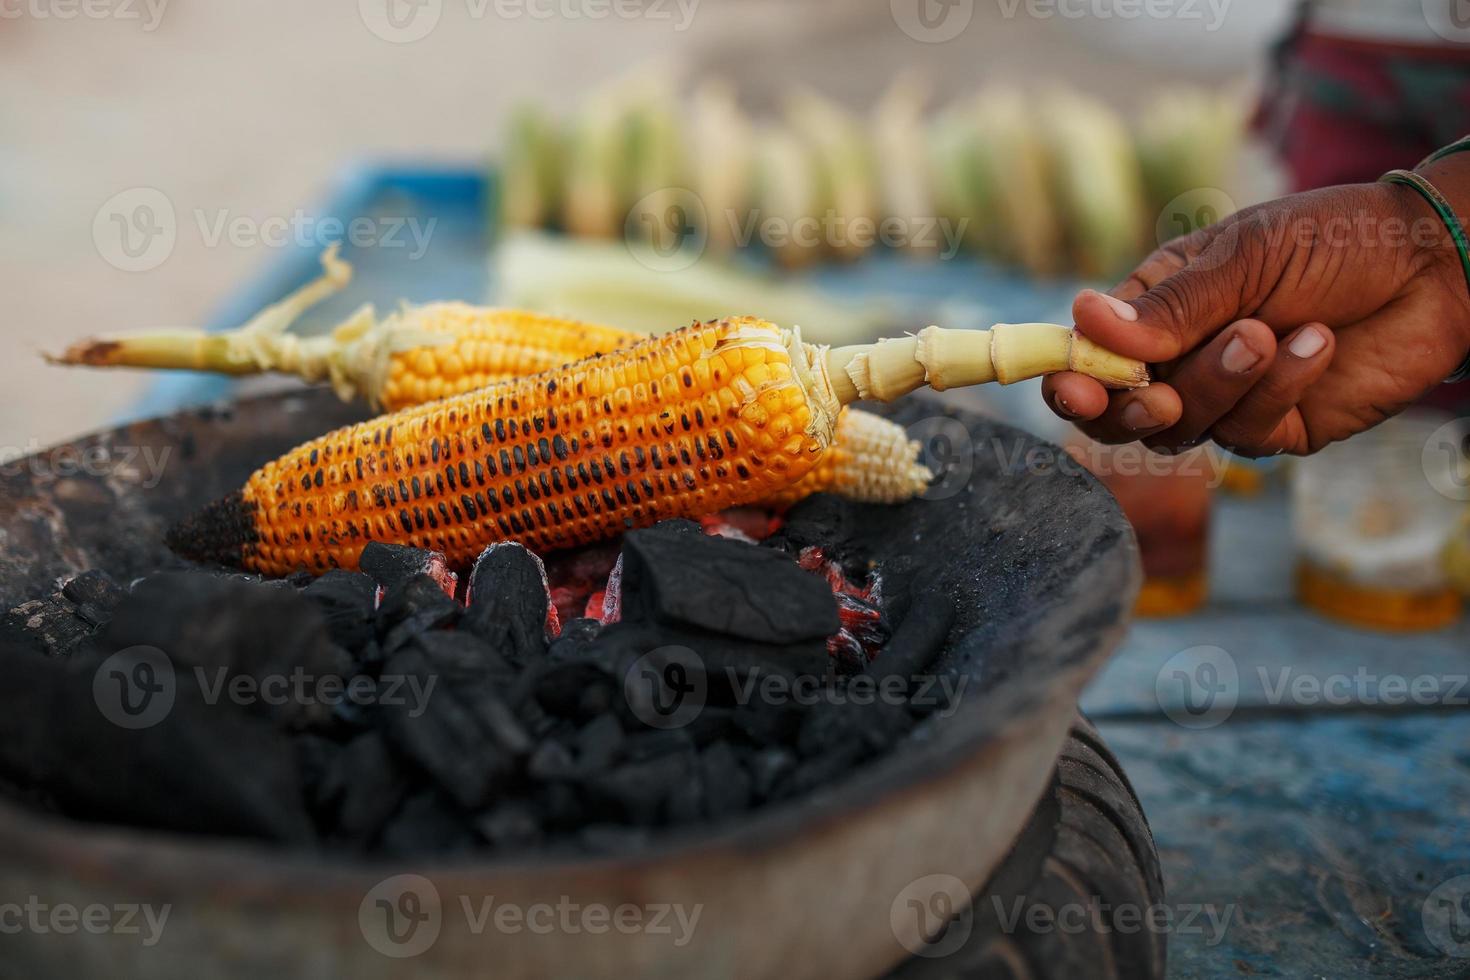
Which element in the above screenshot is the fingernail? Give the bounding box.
[1288,325,1327,359]
[1094,291,1139,322]
[1221,335,1261,373]
[1122,400,1159,431]
[1056,395,1079,418]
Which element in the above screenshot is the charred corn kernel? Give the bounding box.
[764,408,932,508]
[168,318,838,575]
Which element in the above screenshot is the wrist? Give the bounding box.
[1387,164,1470,367]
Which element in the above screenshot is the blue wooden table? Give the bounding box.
[138,167,1470,979]
[1083,489,1470,979]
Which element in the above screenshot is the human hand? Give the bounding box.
[1043,179,1470,455]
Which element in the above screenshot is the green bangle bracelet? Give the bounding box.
[1380,169,1470,383]
[1417,135,1470,169]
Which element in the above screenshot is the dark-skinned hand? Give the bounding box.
[1043,178,1470,455]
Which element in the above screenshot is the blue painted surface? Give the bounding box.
[137,166,1470,979]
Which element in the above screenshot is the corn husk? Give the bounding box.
[1134,88,1247,221]
[929,102,997,255]
[498,104,563,232]
[689,79,754,254]
[751,126,823,269]
[970,87,1062,277]
[1039,89,1145,279]
[871,74,938,258]
[785,88,878,262]
[495,231,895,345]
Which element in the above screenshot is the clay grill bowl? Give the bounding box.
[0,390,1139,979]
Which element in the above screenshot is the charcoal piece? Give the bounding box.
[527,739,578,781]
[746,747,796,799]
[0,649,314,842]
[584,753,693,825]
[621,728,695,762]
[302,732,410,847]
[700,741,752,817]
[665,773,703,824]
[619,524,839,644]
[535,781,584,828]
[731,700,804,748]
[524,661,616,721]
[104,573,351,730]
[359,542,457,596]
[1,594,96,657]
[375,574,461,653]
[376,788,477,856]
[401,631,515,685]
[574,714,624,771]
[547,617,602,662]
[871,586,956,688]
[764,494,855,555]
[476,800,542,848]
[302,570,377,650]
[461,543,550,665]
[579,824,650,852]
[380,637,531,810]
[796,699,912,760]
[592,622,828,713]
[773,740,870,800]
[685,706,737,747]
[71,602,113,629]
[61,569,124,609]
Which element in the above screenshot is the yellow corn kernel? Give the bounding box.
[168,318,835,575]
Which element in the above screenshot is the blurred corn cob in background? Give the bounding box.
[494,74,1247,279]
[1041,89,1146,279]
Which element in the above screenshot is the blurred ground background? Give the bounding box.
[0,0,1292,450]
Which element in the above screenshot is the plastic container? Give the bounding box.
[1292,411,1468,630]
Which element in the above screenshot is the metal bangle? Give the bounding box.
[1417,135,1470,170]
[1380,169,1470,384]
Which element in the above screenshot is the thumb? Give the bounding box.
[1073,229,1252,364]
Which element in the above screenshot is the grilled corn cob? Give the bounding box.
[49,246,641,410]
[170,316,1146,575]
[49,249,934,506]
[169,317,840,574]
